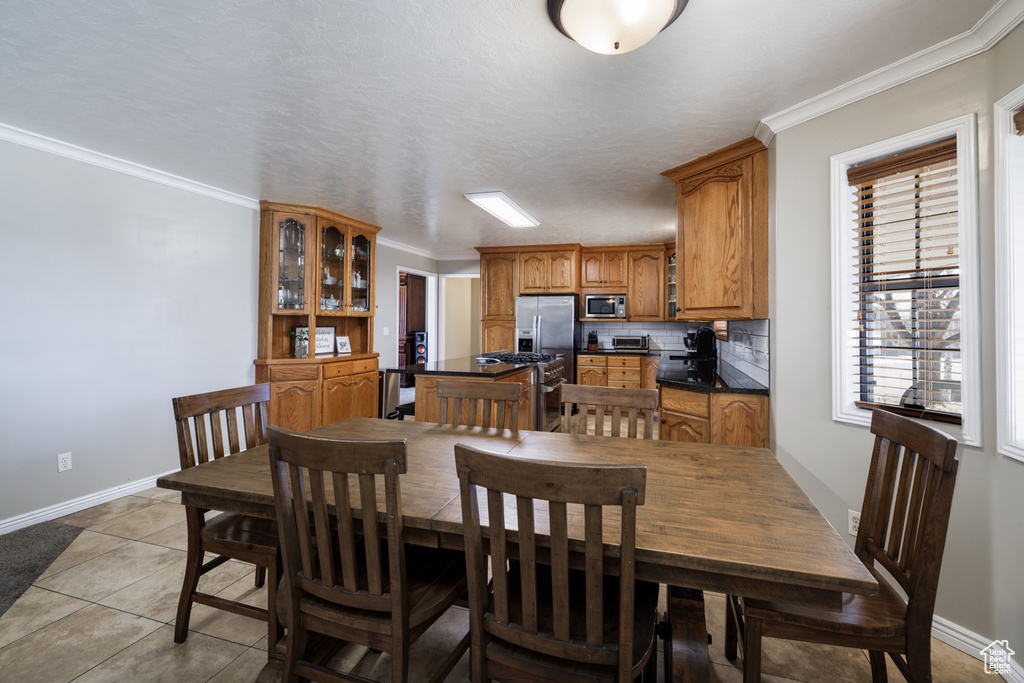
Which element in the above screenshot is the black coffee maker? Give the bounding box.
[685,326,717,360]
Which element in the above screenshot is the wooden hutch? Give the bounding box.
[255,201,380,432]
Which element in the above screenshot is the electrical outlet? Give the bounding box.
[383,327,389,336]
[58,452,72,473]
[848,509,861,536]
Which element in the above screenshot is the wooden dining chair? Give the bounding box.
[454,443,659,683]
[171,383,281,647]
[724,408,960,682]
[560,384,658,439]
[268,426,469,683]
[437,379,521,429]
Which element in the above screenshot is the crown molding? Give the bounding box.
[757,0,1024,143]
[0,122,259,209]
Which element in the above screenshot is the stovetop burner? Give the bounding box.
[480,352,558,364]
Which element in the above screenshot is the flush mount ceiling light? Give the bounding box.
[548,0,688,55]
[464,191,539,228]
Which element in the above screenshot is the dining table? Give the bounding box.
[157,417,877,682]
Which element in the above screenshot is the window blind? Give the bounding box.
[847,137,961,423]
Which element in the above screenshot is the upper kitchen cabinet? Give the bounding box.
[479,251,519,320]
[518,246,580,294]
[662,137,768,320]
[581,248,628,289]
[626,248,665,322]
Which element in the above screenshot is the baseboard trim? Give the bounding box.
[933,614,1021,681]
[0,470,178,535]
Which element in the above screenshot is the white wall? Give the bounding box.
[372,244,439,369]
[0,139,259,525]
[772,22,1024,656]
[441,277,480,359]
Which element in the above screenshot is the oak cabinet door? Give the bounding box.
[577,367,607,387]
[642,356,661,391]
[628,250,665,321]
[270,381,319,432]
[350,371,378,418]
[481,252,518,319]
[660,410,710,443]
[321,376,349,424]
[581,252,605,288]
[482,321,516,353]
[710,393,769,448]
[546,251,577,292]
[519,252,547,293]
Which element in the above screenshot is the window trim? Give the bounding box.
[830,114,980,446]
[995,84,1024,462]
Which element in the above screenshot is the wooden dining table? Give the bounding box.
[157,417,877,682]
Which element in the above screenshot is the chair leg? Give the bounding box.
[283,614,307,683]
[742,615,762,683]
[392,636,409,683]
[725,595,739,661]
[254,564,266,588]
[868,651,890,682]
[174,541,205,643]
[266,554,283,653]
[643,643,657,682]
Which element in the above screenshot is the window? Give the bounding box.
[831,115,980,445]
[995,85,1024,462]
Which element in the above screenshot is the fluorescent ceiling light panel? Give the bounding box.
[464,191,539,227]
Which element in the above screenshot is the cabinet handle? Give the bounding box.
[660,418,666,423]
[676,307,681,312]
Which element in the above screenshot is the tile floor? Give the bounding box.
[0,488,995,682]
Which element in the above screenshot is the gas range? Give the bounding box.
[478,351,565,431]
[480,352,559,364]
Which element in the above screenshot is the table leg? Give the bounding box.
[665,586,710,683]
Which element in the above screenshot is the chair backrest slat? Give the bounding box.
[559,384,657,439]
[437,380,521,429]
[855,409,958,629]
[269,427,408,615]
[455,443,646,679]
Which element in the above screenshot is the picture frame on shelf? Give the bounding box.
[293,326,337,354]
[336,336,351,354]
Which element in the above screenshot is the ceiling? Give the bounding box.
[0,0,1006,258]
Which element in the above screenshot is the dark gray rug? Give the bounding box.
[0,520,83,617]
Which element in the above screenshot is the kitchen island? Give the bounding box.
[387,355,538,430]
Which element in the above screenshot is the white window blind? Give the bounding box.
[847,137,961,424]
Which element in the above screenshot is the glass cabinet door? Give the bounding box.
[319,223,345,312]
[349,232,371,314]
[276,216,307,312]
[667,252,677,319]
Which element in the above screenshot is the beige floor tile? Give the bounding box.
[34,540,184,602]
[87,501,186,540]
[98,558,257,623]
[0,587,90,649]
[36,530,132,580]
[207,647,273,683]
[133,487,181,502]
[0,603,160,683]
[58,496,158,529]
[139,520,189,551]
[72,624,247,683]
[884,639,989,681]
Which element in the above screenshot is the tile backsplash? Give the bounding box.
[581,319,770,388]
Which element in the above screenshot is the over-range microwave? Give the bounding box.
[583,294,626,319]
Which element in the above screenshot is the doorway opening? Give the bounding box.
[395,268,437,413]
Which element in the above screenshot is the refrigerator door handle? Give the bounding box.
[534,315,542,352]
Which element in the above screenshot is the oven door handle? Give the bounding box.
[541,378,567,393]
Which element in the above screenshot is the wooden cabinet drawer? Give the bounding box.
[269,364,319,381]
[607,368,641,382]
[577,355,607,367]
[661,386,709,418]
[608,380,641,389]
[608,355,641,368]
[323,357,378,379]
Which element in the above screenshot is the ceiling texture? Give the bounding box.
[0,0,1012,258]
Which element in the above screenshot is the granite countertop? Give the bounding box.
[656,355,769,395]
[577,349,659,356]
[386,355,534,378]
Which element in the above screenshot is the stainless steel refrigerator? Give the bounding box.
[515,294,581,381]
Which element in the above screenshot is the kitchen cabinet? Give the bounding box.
[581,248,628,289]
[480,251,518,320]
[256,201,380,431]
[482,320,516,354]
[642,356,661,391]
[519,248,579,294]
[576,355,608,386]
[606,355,641,389]
[627,249,665,322]
[321,358,379,424]
[659,385,768,448]
[662,137,768,320]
